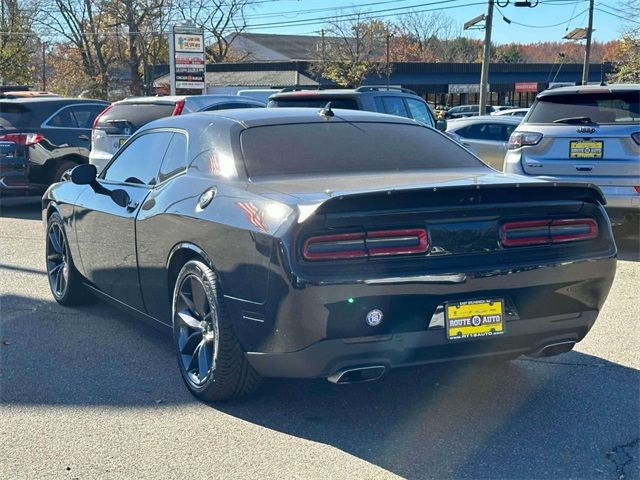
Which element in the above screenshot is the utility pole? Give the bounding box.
[41,41,46,91]
[386,31,391,89]
[581,0,595,85]
[479,0,494,114]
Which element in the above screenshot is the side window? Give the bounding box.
[463,124,492,140]
[103,131,172,185]
[158,133,188,183]
[381,97,409,117]
[70,105,105,129]
[405,98,433,126]
[46,107,77,128]
[503,124,517,140]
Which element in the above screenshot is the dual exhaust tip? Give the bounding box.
[327,340,576,383]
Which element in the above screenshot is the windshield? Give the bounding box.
[268,97,359,109]
[240,121,484,177]
[527,92,640,124]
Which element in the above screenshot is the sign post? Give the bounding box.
[168,23,206,95]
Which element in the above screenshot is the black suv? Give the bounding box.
[0,97,108,199]
[268,86,443,129]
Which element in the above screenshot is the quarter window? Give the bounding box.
[158,133,188,183]
[70,105,105,129]
[405,98,433,126]
[381,97,409,117]
[103,131,172,185]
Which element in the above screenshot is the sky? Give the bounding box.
[242,0,626,44]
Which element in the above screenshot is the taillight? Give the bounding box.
[634,186,640,193]
[172,99,185,116]
[501,218,598,247]
[631,132,640,145]
[0,133,43,146]
[303,228,428,261]
[508,131,543,150]
[92,103,113,130]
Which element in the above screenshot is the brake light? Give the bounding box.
[0,133,43,146]
[634,186,640,193]
[631,132,640,145]
[92,103,113,130]
[172,99,185,116]
[303,228,428,261]
[508,131,543,150]
[501,218,598,247]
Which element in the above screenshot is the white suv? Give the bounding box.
[504,84,640,227]
[89,95,265,171]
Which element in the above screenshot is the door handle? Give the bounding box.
[126,200,139,212]
[78,134,90,141]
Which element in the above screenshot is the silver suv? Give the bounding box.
[504,84,640,226]
[89,95,265,171]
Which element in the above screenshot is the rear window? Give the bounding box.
[268,97,359,110]
[240,122,484,177]
[0,103,33,128]
[527,92,640,124]
[97,102,175,134]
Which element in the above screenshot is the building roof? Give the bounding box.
[231,33,323,61]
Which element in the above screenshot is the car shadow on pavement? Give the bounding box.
[1,293,638,479]
[0,200,42,221]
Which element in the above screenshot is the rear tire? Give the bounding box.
[172,260,261,402]
[52,160,77,184]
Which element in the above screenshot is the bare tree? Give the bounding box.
[174,0,254,63]
[395,11,456,62]
[38,0,119,97]
[315,13,389,88]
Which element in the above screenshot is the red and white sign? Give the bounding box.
[515,82,538,93]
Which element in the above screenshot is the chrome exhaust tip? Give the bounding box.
[327,365,386,384]
[530,340,576,358]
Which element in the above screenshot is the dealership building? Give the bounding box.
[152,33,613,107]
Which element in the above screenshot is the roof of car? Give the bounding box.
[447,115,522,124]
[0,97,107,104]
[143,107,420,131]
[118,94,265,105]
[270,87,419,98]
[538,83,640,97]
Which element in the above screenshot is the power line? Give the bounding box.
[496,6,588,28]
[595,6,640,24]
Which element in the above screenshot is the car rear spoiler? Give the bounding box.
[306,182,606,217]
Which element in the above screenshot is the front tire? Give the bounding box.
[172,260,260,402]
[45,213,88,305]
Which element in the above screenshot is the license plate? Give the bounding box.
[570,140,603,159]
[445,299,504,340]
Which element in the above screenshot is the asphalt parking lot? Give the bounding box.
[1,201,638,480]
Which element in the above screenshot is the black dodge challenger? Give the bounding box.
[42,108,616,401]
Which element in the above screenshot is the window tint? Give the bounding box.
[268,97,359,109]
[527,92,640,124]
[381,97,409,117]
[458,123,510,141]
[240,122,483,177]
[103,131,172,185]
[0,103,32,128]
[405,98,433,125]
[204,102,261,111]
[158,133,188,183]
[46,107,77,127]
[96,103,175,134]
[70,104,105,129]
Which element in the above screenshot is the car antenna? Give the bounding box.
[319,102,334,117]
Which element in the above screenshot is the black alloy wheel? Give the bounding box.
[174,273,219,387]
[172,260,260,401]
[45,213,87,305]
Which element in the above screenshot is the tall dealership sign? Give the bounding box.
[169,23,206,95]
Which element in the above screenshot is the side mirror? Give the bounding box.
[71,164,97,185]
[436,119,447,132]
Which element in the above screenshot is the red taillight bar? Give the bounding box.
[501,218,598,247]
[0,133,43,146]
[172,99,185,116]
[303,229,429,261]
[92,103,113,130]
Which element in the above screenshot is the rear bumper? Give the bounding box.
[245,310,597,378]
